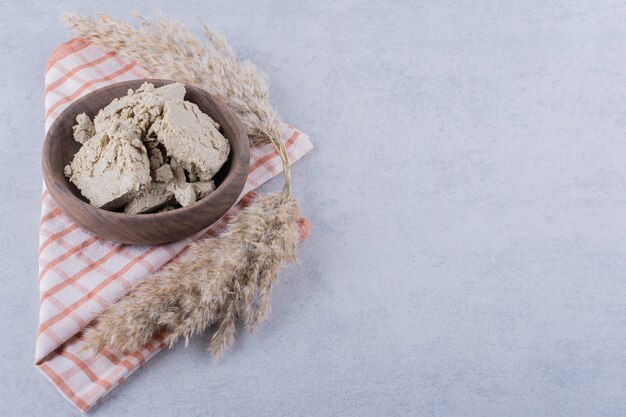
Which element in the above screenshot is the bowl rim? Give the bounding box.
[42,78,250,222]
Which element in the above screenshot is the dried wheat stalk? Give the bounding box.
[63,13,302,358]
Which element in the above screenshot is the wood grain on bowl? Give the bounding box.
[42,79,250,244]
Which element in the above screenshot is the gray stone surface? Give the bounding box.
[2,1,626,416]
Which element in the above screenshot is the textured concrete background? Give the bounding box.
[2,1,626,416]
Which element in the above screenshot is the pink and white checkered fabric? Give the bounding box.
[35,38,313,412]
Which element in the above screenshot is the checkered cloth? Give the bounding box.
[36,38,313,412]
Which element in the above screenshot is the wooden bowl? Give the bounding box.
[42,79,250,245]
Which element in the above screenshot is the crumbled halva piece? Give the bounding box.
[104,119,144,148]
[168,158,187,183]
[144,137,160,149]
[173,182,197,207]
[147,116,162,138]
[94,82,186,137]
[148,147,165,171]
[192,181,215,199]
[65,82,226,213]
[72,113,95,144]
[166,158,196,206]
[124,182,174,214]
[153,164,174,183]
[65,126,150,209]
[151,82,187,101]
[157,205,176,213]
[156,100,230,181]
[188,169,198,182]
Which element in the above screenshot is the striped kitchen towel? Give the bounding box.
[36,38,313,412]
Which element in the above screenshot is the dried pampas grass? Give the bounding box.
[83,192,300,358]
[63,13,304,358]
[61,12,279,147]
